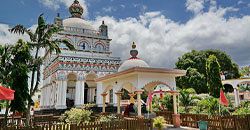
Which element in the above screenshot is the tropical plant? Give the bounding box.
[60,108,92,124]
[161,94,173,111]
[153,116,166,130]
[179,88,200,113]
[206,55,223,98]
[176,49,240,93]
[232,101,250,115]
[10,14,75,124]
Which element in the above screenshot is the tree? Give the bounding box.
[9,39,32,113]
[10,14,75,124]
[0,44,14,125]
[179,88,200,113]
[206,55,222,98]
[176,49,240,93]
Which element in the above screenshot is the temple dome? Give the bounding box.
[63,18,94,30]
[118,42,149,72]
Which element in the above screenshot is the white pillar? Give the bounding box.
[234,87,240,107]
[40,88,44,109]
[55,79,67,109]
[173,93,177,114]
[113,85,119,106]
[75,80,85,107]
[96,82,103,107]
[61,80,67,109]
[55,81,61,109]
[115,92,122,114]
[135,90,143,116]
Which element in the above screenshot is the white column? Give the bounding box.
[173,93,177,114]
[55,81,61,109]
[96,82,103,107]
[48,85,52,108]
[75,80,85,107]
[113,85,119,106]
[234,87,240,107]
[61,80,67,109]
[55,79,67,109]
[135,90,143,116]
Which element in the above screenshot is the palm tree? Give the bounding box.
[179,88,200,113]
[10,14,75,124]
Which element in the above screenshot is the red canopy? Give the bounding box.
[0,85,15,100]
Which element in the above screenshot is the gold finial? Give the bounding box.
[132,42,136,49]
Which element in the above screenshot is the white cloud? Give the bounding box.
[0,24,30,45]
[102,6,116,13]
[92,7,250,67]
[1,0,250,68]
[186,0,205,14]
[38,0,88,17]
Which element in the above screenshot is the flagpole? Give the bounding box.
[219,102,221,115]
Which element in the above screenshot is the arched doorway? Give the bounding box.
[66,73,77,108]
[85,73,97,103]
[84,82,88,104]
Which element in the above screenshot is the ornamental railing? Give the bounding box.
[62,26,108,38]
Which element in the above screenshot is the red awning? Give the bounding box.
[0,85,15,100]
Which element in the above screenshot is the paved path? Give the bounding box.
[161,124,199,130]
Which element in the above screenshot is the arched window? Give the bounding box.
[95,44,104,52]
[79,42,89,51]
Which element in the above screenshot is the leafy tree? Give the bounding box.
[206,55,222,98]
[179,88,200,113]
[9,39,32,113]
[240,66,250,77]
[176,49,240,93]
[10,14,75,124]
[0,44,14,125]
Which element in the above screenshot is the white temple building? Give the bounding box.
[40,0,121,110]
[40,2,186,124]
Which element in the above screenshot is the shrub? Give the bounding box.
[153,116,166,130]
[98,114,121,122]
[60,108,92,124]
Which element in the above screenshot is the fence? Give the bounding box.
[0,118,152,130]
[156,111,250,130]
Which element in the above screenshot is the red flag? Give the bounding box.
[220,89,228,106]
[0,86,15,100]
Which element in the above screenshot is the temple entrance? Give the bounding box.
[66,73,77,108]
[85,73,97,103]
[84,83,88,104]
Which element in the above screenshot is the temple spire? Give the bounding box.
[69,0,84,18]
[130,42,138,59]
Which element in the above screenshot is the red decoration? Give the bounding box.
[220,89,228,106]
[0,85,15,100]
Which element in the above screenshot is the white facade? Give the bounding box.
[40,1,121,110]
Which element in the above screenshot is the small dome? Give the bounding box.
[118,58,149,72]
[63,17,94,30]
[118,42,149,72]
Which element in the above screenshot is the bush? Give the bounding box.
[153,116,166,130]
[60,108,92,124]
[98,114,121,122]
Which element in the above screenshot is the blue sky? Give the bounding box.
[0,0,250,67]
[1,0,249,26]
